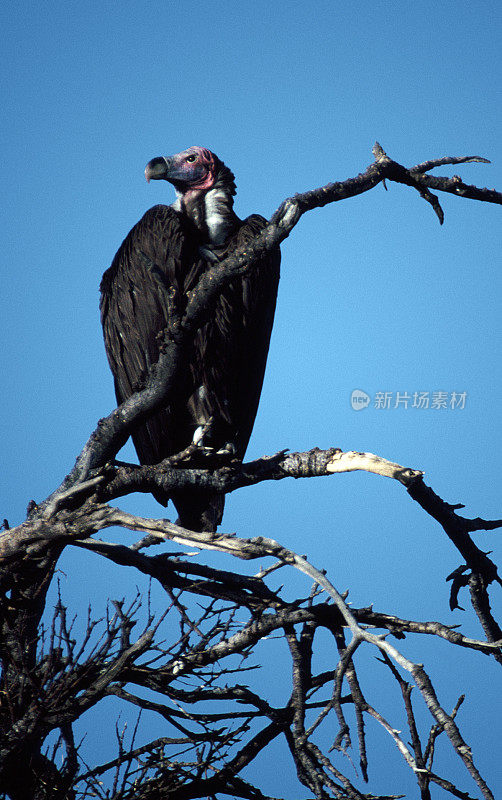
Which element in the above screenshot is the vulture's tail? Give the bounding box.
[169,490,225,533]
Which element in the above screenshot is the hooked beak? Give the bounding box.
[144,156,172,183]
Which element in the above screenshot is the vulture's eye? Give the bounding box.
[186,154,197,163]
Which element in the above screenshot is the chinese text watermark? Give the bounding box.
[350,390,467,411]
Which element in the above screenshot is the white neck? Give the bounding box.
[203,186,237,245]
[171,185,238,246]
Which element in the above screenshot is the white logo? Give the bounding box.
[350,389,370,411]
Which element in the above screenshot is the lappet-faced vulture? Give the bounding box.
[100,146,280,531]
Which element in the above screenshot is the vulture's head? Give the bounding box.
[145,146,237,242]
[145,146,222,194]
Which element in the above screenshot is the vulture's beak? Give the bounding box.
[144,156,172,183]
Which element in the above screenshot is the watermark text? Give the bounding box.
[350,390,467,411]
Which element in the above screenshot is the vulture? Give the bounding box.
[100,146,281,531]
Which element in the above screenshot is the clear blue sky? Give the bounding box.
[2,0,501,796]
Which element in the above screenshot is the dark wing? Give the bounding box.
[189,214,281,457]
[100,208,280,530]
[100,205,204,469]
[172,214,280,531]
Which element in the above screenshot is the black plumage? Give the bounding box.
[100,146,280,531]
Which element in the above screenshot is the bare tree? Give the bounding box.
[1,145,501,800]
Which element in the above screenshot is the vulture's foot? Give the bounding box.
[216,442,236,457]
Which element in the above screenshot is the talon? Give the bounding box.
[216,442,236,456]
